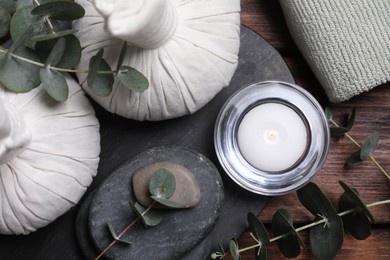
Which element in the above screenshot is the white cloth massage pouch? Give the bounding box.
[74,0,241,121]
[0,76,100,235]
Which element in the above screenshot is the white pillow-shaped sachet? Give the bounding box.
[73,0,241,121]
[0,76,100,235]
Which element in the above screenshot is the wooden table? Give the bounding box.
[237,0,390,259]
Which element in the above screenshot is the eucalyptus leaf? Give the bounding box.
[330,127,349,138]
[10,6,45,48]
[117,66,149,92]
[130,202,163,227]
[16,0,32,10]
[218,243,226,255]
[247,212,270,245]
[297,182,344,260]
[0,0,16,13]
[39,67,68,101]
[360,131,379,160]
[148,168,176,199]
[87,49,113,96]
[44,37,66,67]
[150,196,186,209]
[7,25,34,55]
[116,41,127,72]
[35,34,81,69]
[346,108,356,131]
[31,28,77,42]
[346,149,363,166]
[329,108,356,138]
[107,222,132,245]
[309,217,344,260]
[324,107,333,121]
[0,47,41,92]
[272,209,302,258]
[0,7,11,39]
[297,182,338,217]
[31,1,85,21]
[339,187,371,240]
[256,246,267,260]
[339,181,375,223]
[229,239,240,260]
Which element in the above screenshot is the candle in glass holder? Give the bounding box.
[214,81,330,196]
[237,103,308,172]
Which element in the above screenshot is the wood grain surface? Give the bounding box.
[237,0,390,259]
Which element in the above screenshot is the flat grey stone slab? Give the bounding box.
[89,146,223,260]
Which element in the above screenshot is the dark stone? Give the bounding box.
[133,162,201,208]
[0,25,294,260]
[89,146,223,260]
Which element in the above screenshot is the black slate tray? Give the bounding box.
[0,25,294,260]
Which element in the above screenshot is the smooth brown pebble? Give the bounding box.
[132,162,201,208]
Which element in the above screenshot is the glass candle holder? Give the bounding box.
[214,81,330,196]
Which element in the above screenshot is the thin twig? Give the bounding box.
[95,201,157,260]
[330,118,390,181]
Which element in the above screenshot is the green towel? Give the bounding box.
[279,0,390,102]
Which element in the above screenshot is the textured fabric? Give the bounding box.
[73,0,240,121]
[0,76,100,235]
[279,0,390,102]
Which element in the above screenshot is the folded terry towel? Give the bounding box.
[279,0,390,102]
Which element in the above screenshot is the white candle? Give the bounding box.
[237,103,308,172]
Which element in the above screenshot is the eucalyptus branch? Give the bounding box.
[95,201,157,260]
[271,199,390,242]
[214,199,390,259]
[0,48,116,74]
[330,118,390,181]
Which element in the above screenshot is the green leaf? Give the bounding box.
[346,149,363,166]
[31,28,77,42]
[247,212,270,245]
[229,239,240,260]
[107,222,132,245]
[16,0,32,10]
[87,49,113,96]
[117,66,149,92]
[130,202,163,227]
[150,196,186,209]
[35,34,81,69]
[297,182,344,260]
[0,7,11,39]
[324,107,333,121]
[149,168,176,199]
[272,209,302,258]
[7,25,34,55]
[10,6,44,48]
[218,243,226,255]
[360,131,379,160]
[339,181,375,223]
[329,108,356,138]
[116,41,127,72]
[0,47,41,92]
[339,186,371,240]
[346,108,356,131]
[255,245,267,260]
[330,127,349,138]
[39,67,68,101]
[0,0,16,13]
[247,213,269,260]
[31,1,85,21]
[44,37,66,67]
